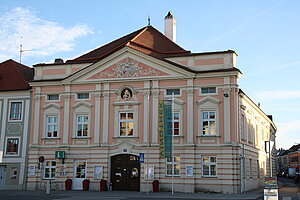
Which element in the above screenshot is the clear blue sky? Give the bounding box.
[1,0,299,149]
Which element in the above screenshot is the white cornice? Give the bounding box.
[42,103,63,110]
[197,96,221,105]
[72,101,93,109]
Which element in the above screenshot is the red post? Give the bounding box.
[65,179,72,190]
[82,179,90,191]
[100,180,107,191]
[152,180,159,192]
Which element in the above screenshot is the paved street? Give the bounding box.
[278,177,300,200]
[0,189,263,200]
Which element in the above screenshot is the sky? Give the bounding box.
[0,0,299,149]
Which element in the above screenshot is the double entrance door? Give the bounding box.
[111,154,140,191]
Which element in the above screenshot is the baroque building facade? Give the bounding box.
[26,14,276,193]
[0,59,33,189]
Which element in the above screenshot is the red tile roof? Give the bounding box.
[0,59,33,91]
[65,26,191,64]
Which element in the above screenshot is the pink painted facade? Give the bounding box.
[26,25,276,193]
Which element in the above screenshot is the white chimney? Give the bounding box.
[164,11,176,43]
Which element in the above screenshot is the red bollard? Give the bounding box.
[65,179,72,190]
[82,179,90,191]
[100,180,107,191]
[152,180,159,192]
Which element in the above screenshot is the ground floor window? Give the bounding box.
[5,138,19,155]
[44,161,56,179]
[166,156,180,176]
[202,156,217,176]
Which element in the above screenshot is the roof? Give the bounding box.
[289,144,300,152]
[0,59,33,91]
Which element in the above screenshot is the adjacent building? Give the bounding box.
[0,59,33,189]
[26,13,276,193]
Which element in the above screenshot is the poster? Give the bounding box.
[144,165,154,180]
[28,165,35,176]
[186,165,193,176]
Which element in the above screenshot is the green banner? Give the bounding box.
[158,100,172,158]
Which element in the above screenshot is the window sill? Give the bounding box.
[42,137,61,140]
[165,175,180,177]
[72,137,91,139]
[197,135,220,137]
[5,154,19,156]
[113,136,139,139]
[201,176,218,178]
[42,178,55,180]
[173,135,184,138]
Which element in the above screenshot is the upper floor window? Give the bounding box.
[241,114,246,140]
[173,112,180,136]
[46,116,58,138]
[166,156,180,176]
[202,156,217,176]
[10,102,22,120]
[291,156,299,162]
[201,87,216,94]
[76,115,88,137]
[248,119,252,142]
[119,112,134,137]
[5,138,19,155]
[77,93,89,100]
[166,89,180,96]
[44,161,56,179]
[47,94,59,101]
[202,111,216,135]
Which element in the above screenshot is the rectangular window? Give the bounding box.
[46,116,58,138]
[119,112,134,136]
[76,115,88,137]
[44,161,56,179]
[291,156,299,162]
[241,114,245,140]
[173,112,180,136]
[202,111,216,135]
[250,159,253,178]
[202,156,217,176]
[257,160,260,178]
[201,87,216,94]
[10,102,22,120]
[166,89,180,96]
[6,138,19,155]
[10,167,18,179]
[77,93,89,100]
[166,156,180,176]
[47,94,59,101]
[248,119,252,142]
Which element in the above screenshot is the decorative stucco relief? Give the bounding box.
[88,57,169,79]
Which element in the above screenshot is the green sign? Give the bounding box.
[158,100,172,158]
[55,151,65,159]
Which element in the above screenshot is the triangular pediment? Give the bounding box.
[63,48,194,83]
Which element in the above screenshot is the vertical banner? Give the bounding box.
[158,100,173,158]
[158,100,165,158]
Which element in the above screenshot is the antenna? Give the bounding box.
[148,13,151,26]
[19,36,31,63]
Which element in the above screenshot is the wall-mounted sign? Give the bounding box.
[139,153,144,163]
[186,165,193,176]
[55,151,65,159]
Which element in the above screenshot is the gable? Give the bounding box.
[65,48,194,83]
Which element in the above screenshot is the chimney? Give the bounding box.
[164,11,176,43]
[54,58,64,64]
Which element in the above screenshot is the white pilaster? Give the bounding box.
[21,99,30,158]
[93,84,101,145]
[152,80,159,144]
[33,89,41,145]
[186,79,194,144]
[0,99,7,160]
[102,83,110,144]
[63,86,71,145]
[143,81,150,144]
[223,77,231,143]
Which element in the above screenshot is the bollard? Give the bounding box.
[46,180,51,195]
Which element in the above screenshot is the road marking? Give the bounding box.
[282,197,291,200]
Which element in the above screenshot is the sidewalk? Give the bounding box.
[0,188,264,200]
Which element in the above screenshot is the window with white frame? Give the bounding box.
[166,156,180,176]
[46,116,58,138]
[202,156,217,176]
[44,161,56,179]
[248,119,252,142]
[5,138,19,155]
[119,112,134,136]
[166,89,180,96]
[76,115,88,137]
[249,158,253,178]
[201,87,216,94]
[173,112,180,136]
[9,102,22,120]
[47,94,59,101]
[77,93,89,100]
[202,111,216,135]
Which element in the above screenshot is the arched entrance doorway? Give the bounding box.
[111,154,140,191]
